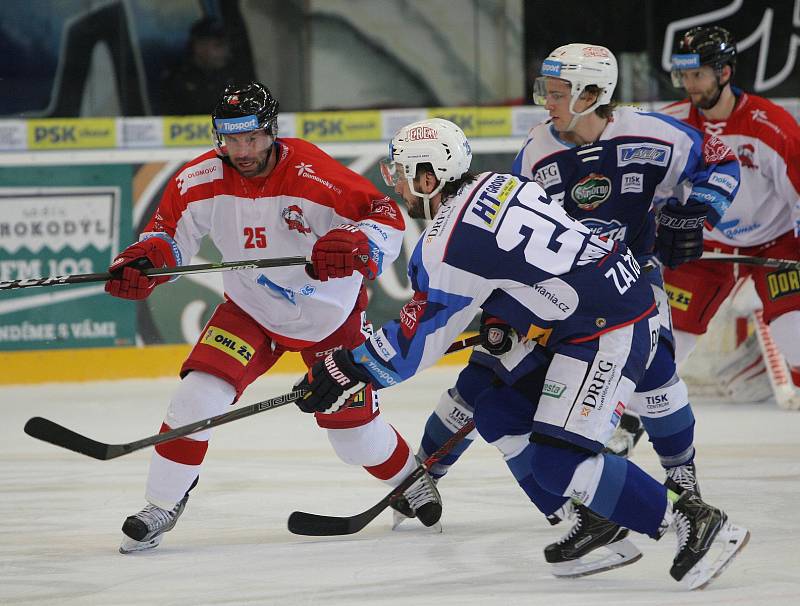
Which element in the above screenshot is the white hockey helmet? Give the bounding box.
[381,118,472,218]
[533,43,618,117]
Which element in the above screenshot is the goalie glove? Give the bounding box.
[295,349,373,414]
[655,199,707,269]
[310,225,373,281]
[479,313,516,356]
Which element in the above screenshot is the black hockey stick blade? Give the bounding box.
[24,389,305,460]
[287,420,475,536]
[24,417,122,460]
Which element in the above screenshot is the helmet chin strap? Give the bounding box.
[564,94,602,132]
[408,177,445,220]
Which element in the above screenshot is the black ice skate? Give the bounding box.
[544,503,642,577]
[669,491,749,590]
[665,461,701,497]
[390,462,442,530]
[119,493,189,554]
[603,411,644,458]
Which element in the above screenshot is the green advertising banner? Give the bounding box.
[0,166,134,350]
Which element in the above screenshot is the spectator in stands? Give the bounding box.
[159,17,251,116]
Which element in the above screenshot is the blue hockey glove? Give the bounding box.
[295,349,372,414]
[479,313,516,355]
[655,199,708,269]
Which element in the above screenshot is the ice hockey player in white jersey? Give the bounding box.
[105,81,441,553]
[401,43,742,572]
[661,26,800,410]
[295,118,749,590]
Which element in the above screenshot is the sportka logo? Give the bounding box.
[571,173,611,210]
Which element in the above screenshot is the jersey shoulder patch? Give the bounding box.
[174,152,224,196]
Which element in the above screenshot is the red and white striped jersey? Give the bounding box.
[140,138,405,346]
[661,92,800,247]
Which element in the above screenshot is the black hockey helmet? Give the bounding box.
[212,81,279,153]
[671,26,737,87]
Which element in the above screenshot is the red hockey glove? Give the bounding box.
[105,237,176,300]
[479,313,516,355]
[294,349,373,414]
[310,225,371,282]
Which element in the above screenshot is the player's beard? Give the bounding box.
[690,82,724,111]
[232,146,271,178]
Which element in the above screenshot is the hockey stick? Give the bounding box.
[700,252,800,271]
[287,420,476,536]
[0,255,310,290]
[23,334,482,460]
[24,390,307,460]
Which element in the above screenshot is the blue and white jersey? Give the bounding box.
[511,106,740,257]
[353,172,656,388]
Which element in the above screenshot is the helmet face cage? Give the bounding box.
[670,26,737,88]
[534,44,617,116]
[387,118,472,199]
[212,81,279,155]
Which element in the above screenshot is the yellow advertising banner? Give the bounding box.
[427,107,512,137]
[163,116,213,146]
[297,110,382,142]
[27,118,116,149]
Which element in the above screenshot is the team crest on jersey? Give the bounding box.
[580,218,627,241]
[571,173,611,210]
[703,135,735,164]
[282,205,311,234]
[370,197,398,221]
[737,143,759,169]
[533,162,562,189]
[617,143,670,167]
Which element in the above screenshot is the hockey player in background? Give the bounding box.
[662,26,800,409]
[398,43,741,574]
[294,118,749,590]
[104,81,441,553]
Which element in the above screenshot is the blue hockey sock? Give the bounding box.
[417,363,493,479]
[530,441,668,537]
[594,455,669,537]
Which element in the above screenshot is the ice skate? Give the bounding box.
[603,412,644,458]
[390,463,442,531]
[544,503,642,577]
[669,492,749,590]
[665,461,701,496]
[119,493,189,554]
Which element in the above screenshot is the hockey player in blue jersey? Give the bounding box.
[401,43,743,573]
[294,118,748,590]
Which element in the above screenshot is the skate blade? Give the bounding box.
[684,522,750,590]
[550,538,643,578]
[391,509,413,530]
[391,510,442,533]
[119,535,163,554]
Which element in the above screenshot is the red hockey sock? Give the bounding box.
[363,426,413,481]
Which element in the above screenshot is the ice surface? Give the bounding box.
[2,367,799,605]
